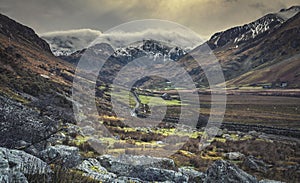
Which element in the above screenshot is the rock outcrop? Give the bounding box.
[76,158,117,182]
[179,167,206,183]
[205,160,258,183]
[39,145,81,168]
[243,156,271,173]
[0,95,60,151]
[75,156,282,183]
[0,147,51,183]
[0,148,284,183]
[96,154,187,182]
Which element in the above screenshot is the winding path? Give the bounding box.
[130,89,141,117]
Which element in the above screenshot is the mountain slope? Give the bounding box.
[179,7,300,88]
[0,14,51,53]
[226,12,300,87]
[0,13,117,126]
[207,6,300,50]
[0,13,78,122]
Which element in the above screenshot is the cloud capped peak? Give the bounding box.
[41,29,102,56]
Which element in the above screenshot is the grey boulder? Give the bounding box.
[243,156,271,173]
[179,167,206,183]
[205,160,258,183]
[0,147,51,183]
[97,154,187,182]
[76,158,117,182]
[39,145,81,168]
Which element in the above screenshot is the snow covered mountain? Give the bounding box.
[58,39,188,87]
[207,6,300,49]
[42,27,202,57]
[112,39,186,62]
[60,39,187,65]
[41,29,102,56]
[180,7,300,88]
[41,6,300,89]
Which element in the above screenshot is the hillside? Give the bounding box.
[179,7,300,88]
[0,13,77,123]
[227,12,300,87]
[0,14,51,53]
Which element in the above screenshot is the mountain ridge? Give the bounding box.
[0,14,51,53]
[42,6,300,88]
[207,6,300,50]
[179,8,300,88]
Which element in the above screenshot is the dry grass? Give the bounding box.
[26,165,99,183]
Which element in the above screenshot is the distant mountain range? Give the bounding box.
[1,6,300,90]
[59,39,186,64]
[39,6,300,88]
[41,28,201,57]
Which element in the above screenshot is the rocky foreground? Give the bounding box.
[0,145,282,183]
[1,94,298,182]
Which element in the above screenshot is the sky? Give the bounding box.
[1,0,299,40]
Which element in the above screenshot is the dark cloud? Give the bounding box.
[0,0,299,40]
